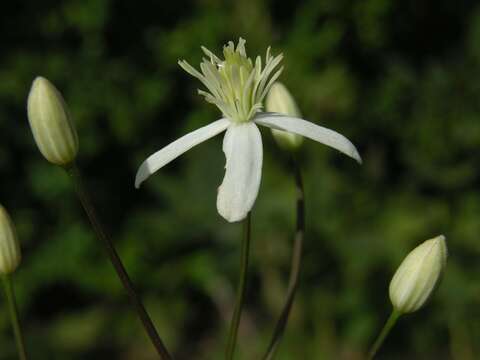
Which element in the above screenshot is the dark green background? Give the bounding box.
[1,0,479,359]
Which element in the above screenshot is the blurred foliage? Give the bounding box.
[1,0,480,359]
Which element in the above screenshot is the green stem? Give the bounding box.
[2,275,27,360]
[226,212,251,360]
[263,156,305,360]
[65,163,172,360]
[368,310,401,360]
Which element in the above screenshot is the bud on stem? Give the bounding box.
[0,205,21,275]
[27,77,79,166]
[265,82,303,150]
[389,235,447,313]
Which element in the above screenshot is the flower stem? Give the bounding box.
[368,309,401,360]
[263,156,305,360]
[65,163,172,360]
[226,212,251,360]
[2,275,27,360]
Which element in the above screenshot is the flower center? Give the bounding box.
[179,38,283,123]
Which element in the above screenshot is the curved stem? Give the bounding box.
[65,163,172,360]
[367,310,401,360]
[2,275,27,360]
[263,156,305,360]
[226,212,251,360]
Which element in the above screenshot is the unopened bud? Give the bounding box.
[0,205,21,275]
[389,235,447,313]
[265,82,303,150]
[27,76,79,166]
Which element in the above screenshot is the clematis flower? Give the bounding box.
[135,39,361,222]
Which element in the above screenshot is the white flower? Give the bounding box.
[389,235,448,313]
[135,39,361,222]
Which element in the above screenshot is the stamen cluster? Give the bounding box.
[179,38,283,123]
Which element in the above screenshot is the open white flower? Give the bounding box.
[135,39,361,222]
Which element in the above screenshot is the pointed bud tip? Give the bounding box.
[32,75,47,85]
[29,76,54,98]
[436,234,446,242]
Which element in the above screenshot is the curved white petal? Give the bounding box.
[254,112,362,163]
[135,118,230,188]
[217,123,263,222]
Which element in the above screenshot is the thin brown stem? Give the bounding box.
[263,155,305,360]
[65,163,172,360]
[226,212,252,360]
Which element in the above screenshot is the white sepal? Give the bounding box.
[217,123,263,222]
[135,118,230,188]
[254,112,361,163]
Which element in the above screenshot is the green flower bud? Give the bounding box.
[0,205,21,275]
[389,235,447,314]
[265,82,303,150]
[27,76,79,166]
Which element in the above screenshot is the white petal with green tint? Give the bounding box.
[254,113,362,163]
[135,118,230,188]
[217,123,263,222]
